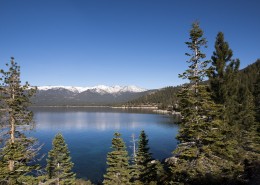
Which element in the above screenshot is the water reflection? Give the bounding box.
[36,112,145,130]
[33,107,176,131]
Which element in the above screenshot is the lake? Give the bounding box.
[30,107,179,183]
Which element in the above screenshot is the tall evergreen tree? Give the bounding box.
[238,85,255,130]
[209,32,241,125]
[46,133,76,185]
[103,132,131,185]
[0,57,37,184]
[240,75,260,183]
[210,32,260,182]
[210,32,233,104]
[236,85,260,160]
[222,59,240,125]
[134,130,158,184]
[171,22,240,184]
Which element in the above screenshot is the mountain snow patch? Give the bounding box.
[37,85,147,94]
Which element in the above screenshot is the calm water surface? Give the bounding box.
[30,107,179,183]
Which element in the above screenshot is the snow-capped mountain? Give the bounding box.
[37,85,146,94]
[32,85,149,106]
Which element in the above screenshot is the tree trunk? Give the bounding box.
[9,115,15,171]
[8,160,14,172]
[10,115,15,144]
[8,86,16,171]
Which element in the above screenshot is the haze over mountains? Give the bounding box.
[32,85,150,106]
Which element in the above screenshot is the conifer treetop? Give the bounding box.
[180,22,209,84]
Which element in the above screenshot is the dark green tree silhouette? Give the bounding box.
[210,32,233,104]
[254,73,260,160]
[210,32,260,182]
[46,133,75,184]
[222,59,240,125]
[0,57,37,184]
[238,83,260,183]
[134,130,158,184]
[103,132,131,185]
[254,71,260,123]
[171,22,240,184]
[209,32,241,125]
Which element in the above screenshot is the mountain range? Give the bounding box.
[31,85,151,106]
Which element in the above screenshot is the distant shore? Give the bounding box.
[30,105,181,116]
[30,105,110,108]
[111,105,181,116]
[111,106,157,109]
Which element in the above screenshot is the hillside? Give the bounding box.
[239,59,260,91]
[125,86,181,110]
[127,59,260,110]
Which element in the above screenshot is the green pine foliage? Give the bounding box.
[0,141,38,184]
[103,132,131,185]
[238,85,255,129]
[253,66,260,123]
[254,72,260,162]
[239,65,260,183]
[237,60,260,159]
[171,22,241,184]
[209,32,260,183]
[239,59,260,93]
[223,59,241,124]
[46,133,76,185]
[0,57,38,184]
[134,130,158,184]
[173,85,241,184]
[209,32,241,124]
[126,86,181,110]
[210,32,233,104]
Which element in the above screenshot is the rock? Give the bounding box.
[165,156,178,165]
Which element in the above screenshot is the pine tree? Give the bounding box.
[0,57,37,184]
[254,72,260,124]
[46,133,76,185]
[238,85,255,129]
[210,32,260,181]
[128,134,142,185]
[171,22,241,184]
[103,132,131,185]
[254,73,260,158]
[210,32,233,104]
[134,130,158,184]
[240,80,260,183]
[209,32,242,125]
[222,59,240,125]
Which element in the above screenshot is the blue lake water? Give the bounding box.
[30,107,179,183]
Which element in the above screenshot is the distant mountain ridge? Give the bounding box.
[37,85,146,94]
[31,85,149,106]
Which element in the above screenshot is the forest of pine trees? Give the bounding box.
[126,86,181,110]
[0,22,260,184]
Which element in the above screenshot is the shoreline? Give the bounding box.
[111,106,157,109]
[30,105,181,117]
[30,105,111,108]
[112,106,181,116]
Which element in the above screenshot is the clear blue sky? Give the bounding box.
[0,0,259,89]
